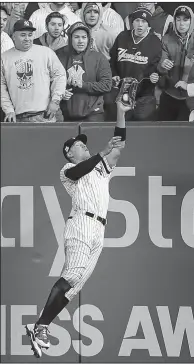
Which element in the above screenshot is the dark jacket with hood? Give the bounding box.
[157,5,194,100]
[56,22,112,120]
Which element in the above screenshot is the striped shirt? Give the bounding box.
[1,31,14,54]
[60,157,114,219]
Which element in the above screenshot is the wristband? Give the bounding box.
[114,127,126,141]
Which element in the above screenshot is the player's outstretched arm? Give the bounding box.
[105,101,130,168]
[65,137,122,181]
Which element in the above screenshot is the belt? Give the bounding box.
[68,211,107,226]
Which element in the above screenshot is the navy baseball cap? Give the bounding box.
[175,6,191,19]
[13,19,36,32]
[63,134,87,159]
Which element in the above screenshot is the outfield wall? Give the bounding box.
[1,123,194,363]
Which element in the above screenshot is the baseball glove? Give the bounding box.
[116,77,139,110]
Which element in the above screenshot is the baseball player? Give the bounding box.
[25,100,130,358]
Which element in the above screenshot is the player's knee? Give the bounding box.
[62,267,85,287]
[52,277,72,293]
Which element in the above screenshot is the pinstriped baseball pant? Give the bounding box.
[61,215,105,301]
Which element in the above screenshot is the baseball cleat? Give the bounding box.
[25,324,42,358]
[26,323,50,349]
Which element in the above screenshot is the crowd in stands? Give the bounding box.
[1,2,194,122]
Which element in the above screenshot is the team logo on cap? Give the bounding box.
[24,21,30,26]
[65,146,69,153]
[142,13,147,18]
[181,7,186,12]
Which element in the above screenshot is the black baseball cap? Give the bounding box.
[63,134,87,159]
[13,19,36,32]
[174,6,191,19]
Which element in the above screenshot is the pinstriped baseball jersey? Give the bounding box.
[59,156,115,301]
[60,157,114,219]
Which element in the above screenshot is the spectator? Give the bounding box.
[157,6,194,121]
[76,2,124,36]
[125,3,173,40]
[109,7,162,121]
[29,2,80,39]
[80,2,118,60]
[1,19,66,123]
[34,12,67,51]
[3,2,28,36]
[1,5,14,53]
[56,22,112,122]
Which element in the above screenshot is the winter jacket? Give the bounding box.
[56,23,112,120]
[157,5,194,100]
[110,29,162,97]
[80,2,118,60]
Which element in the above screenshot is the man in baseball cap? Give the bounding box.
[13,19,36,33]
[12,19,36,52]
[1,15,66,123]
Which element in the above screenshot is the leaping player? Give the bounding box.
[25,101,130,357]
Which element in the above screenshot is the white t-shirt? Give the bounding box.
[1,31,14,54]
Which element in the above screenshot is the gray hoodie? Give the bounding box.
[80,2,118,60]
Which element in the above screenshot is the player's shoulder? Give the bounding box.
[60,162,75,175]
[60,162,76,177]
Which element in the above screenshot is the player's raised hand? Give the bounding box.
[100,136,122,157]
[116,100,132,113]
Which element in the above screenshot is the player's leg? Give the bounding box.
[25,277,72,355]
[65,239,103,302]
[61,238,92,287]
[26,238,91,356]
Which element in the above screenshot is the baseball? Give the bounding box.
[122,93,129,102]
